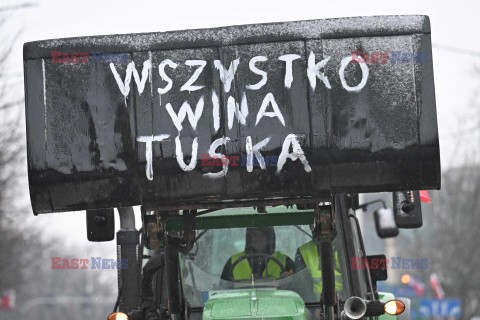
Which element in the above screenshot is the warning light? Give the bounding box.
[385,300,406,315]
[401,274,411,284]
[108,312,129,320]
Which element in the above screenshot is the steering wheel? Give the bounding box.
[230,253,287,279]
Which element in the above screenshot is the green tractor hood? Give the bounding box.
[203,289,306,320]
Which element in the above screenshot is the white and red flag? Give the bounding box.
[402,274,426,296]
[429,273,445,299]
[420,190,431,203]
[410,276,426,296]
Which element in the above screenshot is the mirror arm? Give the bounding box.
[357,199,387,211]
[348,213,378,301]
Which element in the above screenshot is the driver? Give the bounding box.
[221,226,295,281]
[295,225,343,293]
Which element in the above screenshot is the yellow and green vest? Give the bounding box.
[299,240,343,293]
[231,251,287,280]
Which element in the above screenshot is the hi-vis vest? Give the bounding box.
[231,251,287,280]
[299,240,343,293]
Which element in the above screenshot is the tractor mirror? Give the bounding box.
[86,208,115,242]
[374,207,399,238]
[393,191,423,228]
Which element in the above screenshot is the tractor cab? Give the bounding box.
[170,206,349,310]
[135,196,407,320]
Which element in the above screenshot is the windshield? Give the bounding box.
[181,217,351,307]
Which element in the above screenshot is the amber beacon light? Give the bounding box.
[108,312,129,320]
[384,300,406,315]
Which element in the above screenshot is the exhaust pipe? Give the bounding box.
[341,296,367,320]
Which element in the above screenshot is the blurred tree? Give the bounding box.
[0,13,117,319]
[423,64,480,320]
[0,13,31,292]
[399,63,480,319]
[360,64,480,320]
[426,166,480,320]
[15,242,117,319]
